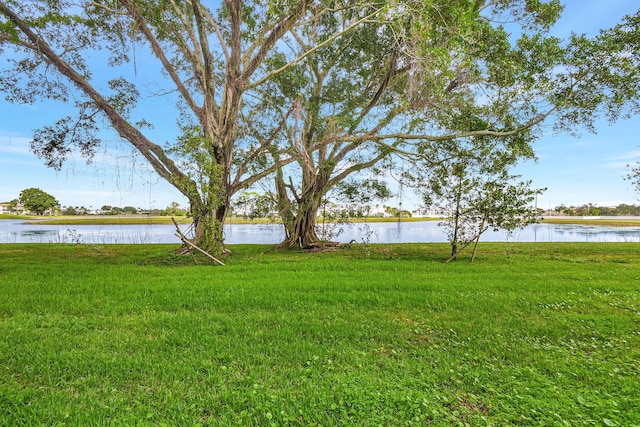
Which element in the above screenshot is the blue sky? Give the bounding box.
[1,2,639,212]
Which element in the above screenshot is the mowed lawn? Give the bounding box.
[0,243,638,426]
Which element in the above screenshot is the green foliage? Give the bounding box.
[161,201,186,216]
[628,160,640,199]
[335,179,391,205]
[0,243,639,425]
[18,187,58,215]
[232,191,277,220]
[106,77,139,117]
[122,206,138,214]
[383,205,412,218]
[30,111,100,171]
[553,203,640,217]
[61,205,79,215]
[414,135,543,261]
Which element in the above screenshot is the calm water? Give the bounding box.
[1,219,640,244]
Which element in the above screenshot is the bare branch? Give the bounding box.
[119,0,203,120]
[0,2,199,202]
[247,7,382,89]
[327,148,391,190]
[192,0,219,130]
[235,154,297,191]
[88,1,129,15]
[232,101,297,188]
[241,0,312,82]
[167,0,205,69]
[201,1,230,63]
[0,34,38,50]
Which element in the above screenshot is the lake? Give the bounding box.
[1,219,640,244]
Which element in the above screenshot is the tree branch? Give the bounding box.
[192,0,220,135]
[333,108,556,146]
[166,0,207,83]
[235,154,297,192]
[247,7,382,89]
[327,148,392,190]
[0,2,200,203]
[241,0,311,82]
[201,1,230,63]
[119,0,204,120]
[232,101,297,188]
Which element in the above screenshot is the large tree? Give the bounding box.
[2,1,639,254]
[18,187,58,215]
[0,0,383,255]
[241,1,640,248]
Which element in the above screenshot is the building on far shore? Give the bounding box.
[0,202,25,215]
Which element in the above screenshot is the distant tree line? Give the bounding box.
[551,204,640,216]
[4,187,189,217]
[63,202,188,216]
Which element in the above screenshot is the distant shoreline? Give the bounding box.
[3,214,640,227]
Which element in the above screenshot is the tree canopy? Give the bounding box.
[1,1,639,255]
[18,187,58,215]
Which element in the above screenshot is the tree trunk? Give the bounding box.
[190,208,225,257]
[470,234,481,263]
[281,200,323,248]
[274,162,329,249]
[450,210,461,261]
[470,219,487,263]
[189,182,229,258]
[450,173,464,261]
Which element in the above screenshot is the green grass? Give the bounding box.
[1,243,639,425]
[0,214,31,220]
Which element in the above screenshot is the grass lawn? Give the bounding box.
[0,243,638,425]
[0,214,31,220]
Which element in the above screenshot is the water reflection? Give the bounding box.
[1,219,639,244]
[223,223,285,244]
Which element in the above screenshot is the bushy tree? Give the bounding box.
[439,174,542,262]
[62,206,78,215]
[162,202,187,216]
[414,135,543,261]
[110,206,125,215]
[601,204,640,216]
[18,187,58,215]
[2,0,363,255]
[232,191,278,220]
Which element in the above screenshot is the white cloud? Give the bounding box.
[0,133,32,155]
[604,161,634,170]
[570,139,598,148]
[608,150,640,162]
